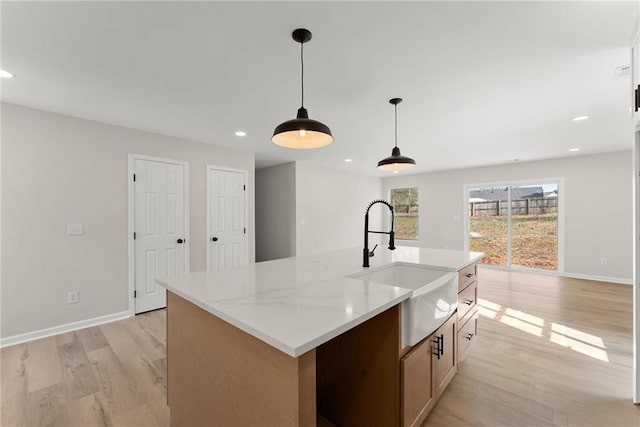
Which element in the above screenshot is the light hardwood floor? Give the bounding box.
[425,268,639,427]
[1,309,169,426]
[1,268,638,426]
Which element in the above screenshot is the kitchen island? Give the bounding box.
[157,246,483,427]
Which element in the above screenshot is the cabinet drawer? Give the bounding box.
[457,311,478,363]
[458,263,477,291]
[457,281,477,326]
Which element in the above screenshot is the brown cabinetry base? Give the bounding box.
[167,292,316,427]
[317,305,401,427]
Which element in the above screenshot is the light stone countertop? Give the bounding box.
[157,246,484,357]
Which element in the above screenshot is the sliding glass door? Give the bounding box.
[467,182,559,271]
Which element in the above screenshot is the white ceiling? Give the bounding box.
[2,1,638,176]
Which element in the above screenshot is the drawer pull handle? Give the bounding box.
[465,273,473,278]
[463,299,474,305]
[433,335,444,359]
[465,333,474,340]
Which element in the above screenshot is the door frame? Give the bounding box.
[462,177,565,275]
[206,165,249,271]
[127,154,190,316]
[633,126,639,404]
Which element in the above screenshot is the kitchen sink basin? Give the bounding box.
[351,263,458,347]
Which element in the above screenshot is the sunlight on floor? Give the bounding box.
[500,313,543,337]
[477,298,609,362]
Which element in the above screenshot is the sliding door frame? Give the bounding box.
[463,177,565,275]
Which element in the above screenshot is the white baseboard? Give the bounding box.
[563,272,633,285]
[478,264,633,285]
[0,310,131,348]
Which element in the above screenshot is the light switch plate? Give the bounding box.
[67,223,84,235]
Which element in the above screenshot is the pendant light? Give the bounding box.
[272,28,333,149]
[377,98,416,171]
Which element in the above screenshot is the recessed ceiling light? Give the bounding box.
[0,69,14,79]
[393,171,400,174]
[569,147,580,152]
[572,115,589,122]
[235,131,246,137]
[344,158,352,163]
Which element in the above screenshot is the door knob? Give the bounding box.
[211,237,218,242]
[177,238,184,244]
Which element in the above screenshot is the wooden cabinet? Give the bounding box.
[458,311,478,362]
[457,280,477,323]
[401,313,457,427]
[457,262,479,362]
[433,313,457,398]
[401,335,435,427]
[401,261,479,427]
[458,262,477,291]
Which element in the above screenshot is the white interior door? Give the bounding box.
[208,168,247,270]
[134,158,187,313]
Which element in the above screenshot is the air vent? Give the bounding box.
[614,64,631,80]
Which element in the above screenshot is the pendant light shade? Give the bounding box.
[272,28,333,149]
[377,98,416,171]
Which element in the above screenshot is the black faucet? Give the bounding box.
[363,199,396,267]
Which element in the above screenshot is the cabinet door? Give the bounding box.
[401,338,436,427]
[434,313,457,399]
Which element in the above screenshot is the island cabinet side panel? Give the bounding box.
[316,304,401,427]
[167,292,316,427]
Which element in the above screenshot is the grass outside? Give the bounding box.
[394,216,418,240]
[470,213,558,270]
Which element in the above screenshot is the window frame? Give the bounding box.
[389,186,420,241]
[463,177,565,274]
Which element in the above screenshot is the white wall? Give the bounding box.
[1,103,255,340]
[383,151,633,282]
[295,162,384,257]
[255,162,296,262]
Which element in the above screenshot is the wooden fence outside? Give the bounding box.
[469,197,557,216]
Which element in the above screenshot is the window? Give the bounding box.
[390,187,419,240]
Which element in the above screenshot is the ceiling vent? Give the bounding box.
[614,64,631,80]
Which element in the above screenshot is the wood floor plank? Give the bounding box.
[123,317,166,362]
[57,334,100,400]
[26,382,69,427]
[54,331,76,346]
[0,342,28,403]
[65,393,111,427]
[98,320,145,364]
[87,346,142,419]
[76,326,109,353]
[120,356,166,405]
[0,395,28,426]
[109,400,167,427]
[25,337,63,394]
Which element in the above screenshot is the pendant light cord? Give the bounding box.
[394,104,398,148]
[300,41,305,108]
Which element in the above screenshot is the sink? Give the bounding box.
[351,264,458,347]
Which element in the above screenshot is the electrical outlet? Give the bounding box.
[67,290,79,304]
[600,258,608,266]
